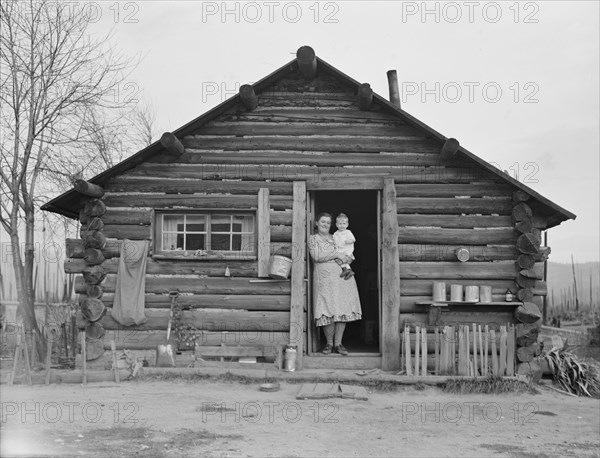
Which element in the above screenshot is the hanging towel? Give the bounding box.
[112,239,148,326]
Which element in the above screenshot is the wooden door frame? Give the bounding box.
[304,178,388,358]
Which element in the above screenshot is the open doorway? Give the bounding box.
[310,190,380,354]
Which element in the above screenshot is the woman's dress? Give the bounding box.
[308,234,362,327]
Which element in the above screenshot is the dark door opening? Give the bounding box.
[311,190,380,354]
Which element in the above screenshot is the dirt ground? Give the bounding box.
[1,376,599,458]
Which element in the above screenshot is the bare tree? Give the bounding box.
[0,0,136,359]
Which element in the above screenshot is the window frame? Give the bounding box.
[153,209,257,261]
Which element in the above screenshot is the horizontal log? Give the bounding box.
[196,121,414,137]
[358,83,373,111]
[397,197,512,214]
[182,135,439,154]
[73,179,104,198]
[515,302,542,324]
[82,230,106,250]
[440,138,460,161]
[102,224,150,240]
[258,97,356,109]
[533,246,551,262]
[83,199,107,218]
[400,279,518,296]
[85,308,290,332]
[398,227,516,245]
[512,190,530,203]
[66,258,258,277]
[395,183,512,198]
[239,84,258,110]
[102,193,292,211]
[108,176,293,195]
[399,262,542,280]
[74,275,291,295]
[296,45,317,79]
[512,202,532,221]
[270,225,292,242]
[223,107,405,123]
[102,208,152,225]
[160,132,185,156]
[82,265,106,285]
[181,150,445,167]
[399,244,516,262]
[128,163,498,183]
[517,233,541,254]
[271,211,293,225]
[66,238,292,260]
[103,330,290,349]
[86,293,291,310]
[398,214,512,228]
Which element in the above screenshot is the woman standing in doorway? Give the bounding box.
[308,212,362,355]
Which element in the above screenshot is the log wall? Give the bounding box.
[65,69,551,356]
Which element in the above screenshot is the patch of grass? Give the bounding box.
[544,348,600,398]
[442,376,539,395]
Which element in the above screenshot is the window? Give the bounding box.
[155,212,256,259]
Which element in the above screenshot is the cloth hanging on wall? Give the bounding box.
[112,239,148,326]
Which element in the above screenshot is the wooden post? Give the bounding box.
[81,331,87,385]
[382,178,401,371]
[483,325,489,376]
[386,70,401,108]
[404,326,412,376]
[160,132,185,157]
[289,181,306,370]
[506,325,516,376]
[357,83,373,111]
[499,326,507,375]
[111,340,120,384]
[296,46,317,79]
[239,84,258,111]
[440,138,460,160]
[472,323,478,376]
[257,188,271,277]
[491,329,498,376]
[421,328,427,376]
[414,326,420,375]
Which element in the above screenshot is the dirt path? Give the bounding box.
[1,379,599,457]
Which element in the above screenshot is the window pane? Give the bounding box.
[163,214,183,232]
[211,215,231,232]
[233,215,254,233]
[232,234,241,251]
[211,234,230,251]
[186,234,205,251]
[186,215,205,232]
[163,233,180,250]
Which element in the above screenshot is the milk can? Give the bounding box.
[283,345,297,372]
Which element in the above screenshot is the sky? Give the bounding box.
[85,0,599,264]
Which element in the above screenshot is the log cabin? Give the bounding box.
[42,46,575,374]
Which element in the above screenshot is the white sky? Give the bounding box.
[87,0,599,264]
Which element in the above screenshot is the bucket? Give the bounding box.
[269,255,292,279]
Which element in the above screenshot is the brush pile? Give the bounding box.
[544,348,600,398]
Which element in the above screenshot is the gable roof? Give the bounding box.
[42,48,576,228]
